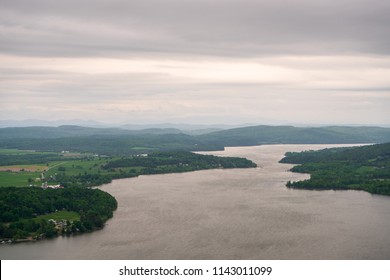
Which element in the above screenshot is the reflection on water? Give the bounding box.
[1,144,390,259]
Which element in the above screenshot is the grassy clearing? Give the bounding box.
[34,210,80,222]
[0,157,113,187]
[0,171,40,187]
[45,158,112,177]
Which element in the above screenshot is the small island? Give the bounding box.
[280,142,390,195]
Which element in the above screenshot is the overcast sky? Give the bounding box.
[0,0,389,126]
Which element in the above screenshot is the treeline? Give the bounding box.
[55,173,115,188]
[281,143,390,164]
[0,187,117,240]
[280,143,390,195]
[0,153,77,166]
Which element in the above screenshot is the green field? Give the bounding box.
[0,171,40,187]
[0,156,117,187]
[45,158,109,176]
[34,210,80,222]
[0,149,106,187]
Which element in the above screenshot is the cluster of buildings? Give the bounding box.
[41,183,64,189]
[48,219,71,233]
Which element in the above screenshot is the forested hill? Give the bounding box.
[0,133,223,155]
[0,125,389,155]
[196,125,390,146]
[280,142,390,195]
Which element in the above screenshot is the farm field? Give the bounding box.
[0,149,105,187]
[0,171,41,187]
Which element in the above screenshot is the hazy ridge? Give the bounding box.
[0,124,389,155]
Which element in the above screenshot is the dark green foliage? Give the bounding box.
[103,151,257,170]
[0,187,117,240]
[0,153,74,166]
[56,173,113,188]
[281,143,390,195]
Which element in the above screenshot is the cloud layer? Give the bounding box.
[0,0,389,125]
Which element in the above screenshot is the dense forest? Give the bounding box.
[280,143,390,195]
[0,187,117,241]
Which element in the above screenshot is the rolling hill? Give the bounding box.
[196,125,390,146]
[0,125,389,155]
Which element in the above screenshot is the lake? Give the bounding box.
[1,144,390,259]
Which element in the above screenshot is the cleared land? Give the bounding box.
[34,211,80,222]
[0,165,47,172]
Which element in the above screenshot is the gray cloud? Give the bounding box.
[1,0,389,125]
[1,0,390,57]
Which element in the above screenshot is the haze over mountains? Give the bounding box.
[2,119,389,130]
[0,123,389,156]
[0,119,245,130]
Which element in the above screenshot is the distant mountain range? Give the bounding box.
[0,119,242,131]
[0,125,186,139]
[0,124,389,155]
[1,124,390,143]
[0,119,110,128]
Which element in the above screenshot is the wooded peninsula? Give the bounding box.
[0,187,117,241]
[280,142,390,195]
